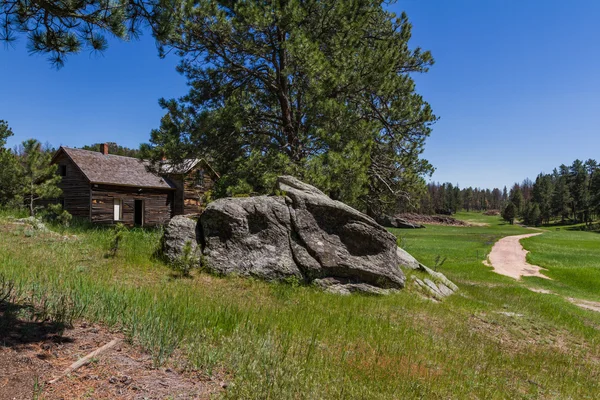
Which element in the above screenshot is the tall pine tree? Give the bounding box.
[18,139,62,216]
[144,0,437,214]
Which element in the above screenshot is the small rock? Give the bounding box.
[109,376,118,384]
[437,283,454,297]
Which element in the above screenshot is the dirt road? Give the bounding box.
[486,233,549,280]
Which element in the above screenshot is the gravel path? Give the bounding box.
[486,233,549,280]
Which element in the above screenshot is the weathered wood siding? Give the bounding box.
[90,184,173,226]
[54,153,90,218]
[166,163,215,216]
[167,174,185,216]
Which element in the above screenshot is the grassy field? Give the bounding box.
[1,211,600,399]
[522,226,600,302]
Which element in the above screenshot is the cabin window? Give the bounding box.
[195,170,205,188]
[59,165,67,177]
[113,198,122,221]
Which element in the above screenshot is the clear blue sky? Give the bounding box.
[1,0,600,190]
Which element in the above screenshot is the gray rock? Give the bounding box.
[396,247,421,270]
[162,216,200,264]
[278,175,405,289]
[15,217,49,232]
[424,278,444,297]
[376,215,424,229]
[412,277,442,301]
[419,265,459,292]
[313,278,397,296]
[437,283,455,297]
[200,196,303,281]
[195,175,405,292]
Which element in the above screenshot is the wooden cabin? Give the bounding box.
[158,158,218,216]
[51,145,218,226]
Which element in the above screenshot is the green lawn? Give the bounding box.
[522,227,600,302]
[1,212,600,399]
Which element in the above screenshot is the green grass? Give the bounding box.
[521,228,600,302]
[0,212,600,399]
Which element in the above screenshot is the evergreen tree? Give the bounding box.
[552,173,572,223]
[18,139,62,216]
[568,159,589,222]
[0,121,21,206]
[144,1,436,214]
[532,173,553,224]
[509,186,524,215]
[502,202,517,225]
[463,187,474,212]
[522,202,541,226]
[0,0,171,67]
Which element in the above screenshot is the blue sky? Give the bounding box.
[1,0,600,190]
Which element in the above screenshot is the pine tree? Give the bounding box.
[509,186,524,215]
[144,1,436,214]
[502,202,517,225]
[18,139,62,216]
[0,0,169,67]
[552,174,572,223]
[568,159,589,222]
[532,173,553,224]
[0,121,21,206]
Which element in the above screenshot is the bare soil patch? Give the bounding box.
[0,302,221,400]
[397,213,470,227]
[485,233,549,280]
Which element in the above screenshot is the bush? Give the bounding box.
[170,240,196,277]
[42,204,72,226]
[108,223,126,258]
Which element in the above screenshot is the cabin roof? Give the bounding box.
[158,158,220,178]
[158,159,203,174]
[53,147,175,190]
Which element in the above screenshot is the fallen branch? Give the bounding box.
[48,339,120,384]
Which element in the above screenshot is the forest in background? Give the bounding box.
[414,159,599,227]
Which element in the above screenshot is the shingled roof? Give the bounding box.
[53,147,175,190]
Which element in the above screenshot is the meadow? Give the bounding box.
[1,211,600,399]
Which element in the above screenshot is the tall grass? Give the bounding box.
[0,213,599,398]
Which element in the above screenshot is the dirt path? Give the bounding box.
[485,233,549,280]
[486,233,600,313]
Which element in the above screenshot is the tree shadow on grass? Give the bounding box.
[0,301,72,348]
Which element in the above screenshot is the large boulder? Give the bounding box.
[162,215,200,264]
[197,176,405,293]
[200,196,303,280]
[164,175,458,297]
[277,176,405,289]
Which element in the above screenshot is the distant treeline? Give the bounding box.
[416,182,506,215]
[411,159,598,226]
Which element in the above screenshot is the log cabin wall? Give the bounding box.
[90,184,173,226]
[166,174,185,216]
[54,153,91,218]
[181,164,215,216]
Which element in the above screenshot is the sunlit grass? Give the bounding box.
[0,212,599,398]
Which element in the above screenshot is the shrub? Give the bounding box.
[42,204,72,226]
[108,223,126,258]
[170,240,196,277]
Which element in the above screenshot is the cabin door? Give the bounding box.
[134,200,144,226]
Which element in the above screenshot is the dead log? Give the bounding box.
[48,339,120,384]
